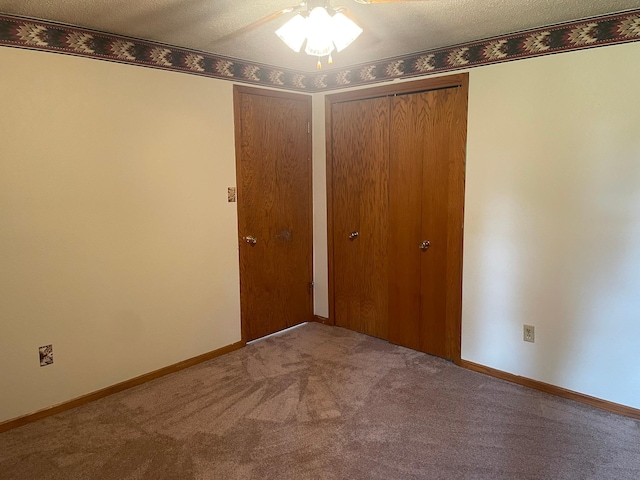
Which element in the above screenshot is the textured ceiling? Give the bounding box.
[1,0,639,72]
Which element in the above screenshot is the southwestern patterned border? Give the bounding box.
[1,10,639,92]
[315,9,640,90]
[0,14,312,91]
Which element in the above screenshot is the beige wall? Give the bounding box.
[463,42,640,409]
[312,94,329,318]
[312,41,640,409]
[0,47,241,423]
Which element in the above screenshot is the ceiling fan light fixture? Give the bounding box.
[305,39,335,58]
[275,4,362,67]
[331,12,363,52]
[304,6,335,57]
[275,13,307,52]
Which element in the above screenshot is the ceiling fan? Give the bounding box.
[214,0,433,69]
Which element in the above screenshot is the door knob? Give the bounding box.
[243,235,257,245]
[419,240,430,251]
[348,231,359,240]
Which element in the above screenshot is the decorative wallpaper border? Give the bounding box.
[314,9,640,91]
[1,10,639,92]
[0,14,312,91]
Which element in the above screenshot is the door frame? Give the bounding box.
[233,85,314,343]
[325,73,469,364]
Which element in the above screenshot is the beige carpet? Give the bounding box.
[1,322,639,479]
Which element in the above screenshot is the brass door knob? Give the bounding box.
[419,240,430,251]
[243,235,257,245]
[348,231,359,240]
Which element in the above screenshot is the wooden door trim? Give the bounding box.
[234,85,313,102]
[325,74,469,362]
[325,74,468,105]
[324,97,336,326]
[446,78,469,364]
[233,85,314,344]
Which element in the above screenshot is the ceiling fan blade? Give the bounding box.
[213,3,305,45]
[333,5,360,23]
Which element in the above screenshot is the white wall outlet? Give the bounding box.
[523,325,535,343]
[39,344,53,366]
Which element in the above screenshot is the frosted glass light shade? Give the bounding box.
[275,14,307,52]
[305,7,335,57]
[331,12,363,52]
[275,7,362,60]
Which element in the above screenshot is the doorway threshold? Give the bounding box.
[246,322,309,344]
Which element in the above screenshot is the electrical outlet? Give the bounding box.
[523,325,535,343]
[39,344,53,366]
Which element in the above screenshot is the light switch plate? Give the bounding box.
[39,344,53,366]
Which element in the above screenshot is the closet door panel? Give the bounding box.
[388,94,425,351]
[331,97,390,339]
[327,74,467,361]
[388,87,466,360]
[419,88,459,358]
[332,101,362,333]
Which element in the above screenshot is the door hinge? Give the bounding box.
[307,121,310,134]
[308,282,314,293]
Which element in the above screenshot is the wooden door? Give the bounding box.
[388,87,467,360]
[234,86,313,342]
[331,97,390,339]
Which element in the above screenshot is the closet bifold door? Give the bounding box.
[388,87,466,361]
[331,97,390,339]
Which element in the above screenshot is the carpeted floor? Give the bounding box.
[1,322,639,479]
